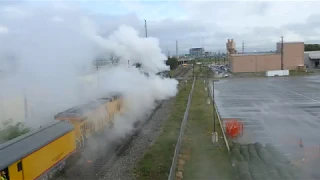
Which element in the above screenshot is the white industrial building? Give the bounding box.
[304,51,320,69]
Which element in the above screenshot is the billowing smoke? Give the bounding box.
[97,66,178,138]
[0,2,178,132]
[81,18,169,74]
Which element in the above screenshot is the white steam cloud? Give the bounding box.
[0,2,178,132]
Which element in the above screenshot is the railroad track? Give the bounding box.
[55,72,189,180]
[54,102,164,180]
[94,101,163,178]
[174,67,191,78]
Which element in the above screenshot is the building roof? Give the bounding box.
[304,51,320,54]
[276,41,304,44]
[54,98,111,119]
[0,120,74,170]
[189,48,204,51]
[308,52,320,59]
[231,52,277,56]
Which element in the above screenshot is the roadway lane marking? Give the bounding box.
[268,83,320,104]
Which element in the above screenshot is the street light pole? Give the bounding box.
[212,80,216,132]
[281,36,284,70]
[210,79,218,143]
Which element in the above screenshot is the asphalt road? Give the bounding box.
[213,75,320,163]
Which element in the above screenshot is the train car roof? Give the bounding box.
[54,98,111,119]
[0,120,74,170]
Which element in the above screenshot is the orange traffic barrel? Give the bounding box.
[225,119,243,138]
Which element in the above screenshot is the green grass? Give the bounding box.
[134,80,193,180]
[289,70,312,76]
[0,120,30,143]
[170,69,176,77]
[179,78,236,180]
[233,70,315,78]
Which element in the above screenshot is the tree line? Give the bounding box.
[305,44,320,51]
[0,119,30,143]
[166,57,179,70]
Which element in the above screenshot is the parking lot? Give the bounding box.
[210,64,230,78]
[213,75,320,162]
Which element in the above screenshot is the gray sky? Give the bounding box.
[1,0,320,54]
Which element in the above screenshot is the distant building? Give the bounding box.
[189,48,204,57]
[205,52,212,56]
[228,39,304,73]
[304,51,320,69]
[226,39,237,55]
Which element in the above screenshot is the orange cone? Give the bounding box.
[299,138,303,148]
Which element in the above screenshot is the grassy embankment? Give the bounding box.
[176,68,235,180]
[134,67,194,180]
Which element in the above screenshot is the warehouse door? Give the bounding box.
[315,60,319,68]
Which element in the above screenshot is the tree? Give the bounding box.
[134,62,142,68]
[0,119,30,143]
[305,44,320,51]
[188,60,196,65]
[93,57,108,70]
[166,57,178,70]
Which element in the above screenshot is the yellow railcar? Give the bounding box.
[0,120,75,180]
[54,94,123,148]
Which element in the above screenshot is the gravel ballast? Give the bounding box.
[99,98,176,180]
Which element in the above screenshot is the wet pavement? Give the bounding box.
[212,76,320,163]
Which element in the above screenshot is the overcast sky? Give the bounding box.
[1,0,320,54]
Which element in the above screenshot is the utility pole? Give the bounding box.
[281,36,284,70]
[201,37,204,58]
[96,64,100,94]
[144,19,148,38]
[176,40,179,59]
[193,62,195,78]
[24,89,28,120]
[242,41,244,54]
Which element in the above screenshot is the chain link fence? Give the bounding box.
[167,77,196,180]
